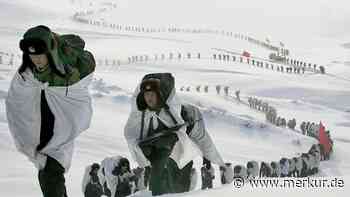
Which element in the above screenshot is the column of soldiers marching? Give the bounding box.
[248,96,333,147]
[180,85,241,101]
[82,139,334,197]
[248,97,297,130]
[71,2,328,75]
[232,142,331,181]
[300,121,334,149]
[179,86,331,148]
[1,47,326,77]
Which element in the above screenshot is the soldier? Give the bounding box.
[82,163,104,197]
[220,163,233,184]
[224,86,229,96]
[233,165,247,180]
[279,158,289,177]
[276,117,281,126]
[281,118,287,127]
[288,159,296,177]
[204,85,209,93]
[6,25,95,197]
[248,97,253,108]
[247,161,259,178]
[294,157,303,177]
[235,90,241,101]
[216,85,221,95]
[258,99,262,110]
[196,85,201,93]
[124,73,225,195]
[201,161,215,189]
[259,162,271,177]
[270,162,281,177]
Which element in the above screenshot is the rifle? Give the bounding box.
[138,119,202,147]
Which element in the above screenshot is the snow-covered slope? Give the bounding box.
[1,1,350,197]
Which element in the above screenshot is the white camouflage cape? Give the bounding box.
[6,69,93,172]
[124,82,225,169]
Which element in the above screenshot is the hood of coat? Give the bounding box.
[125,73,185,141]
[135,73,175,111]
[131,73,184,125]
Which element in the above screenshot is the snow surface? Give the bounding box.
[1,0,350,196]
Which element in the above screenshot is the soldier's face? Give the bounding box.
[144,91,159,109]
[29,54,49,72]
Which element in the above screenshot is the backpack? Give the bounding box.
[60,34,96,78]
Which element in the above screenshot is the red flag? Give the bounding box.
[318,122,331,154]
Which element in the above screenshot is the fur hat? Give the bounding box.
[137,78,162,110]
[19,25,54,55]
[140,78,161,93]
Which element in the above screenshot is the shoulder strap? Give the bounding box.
[180,105,195,134]
[166,105,197,135]
[139,111,145,140]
